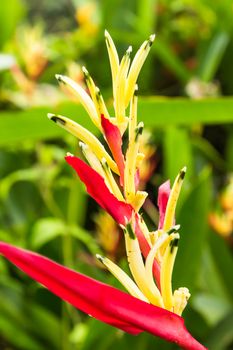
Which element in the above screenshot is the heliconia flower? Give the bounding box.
[0,242,207,350]
[1,31,207,350]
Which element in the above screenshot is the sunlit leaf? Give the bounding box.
[206,311,233,350]
[173,166,212,293]
[191,293,232,326]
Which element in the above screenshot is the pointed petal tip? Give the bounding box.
[47,113,55,119]
[66,152,74,158]
[180,166,187,180]
[47,113,66,126]
[96,254,104,263]
[127,46,133,54]
[82,66,89,77]
[79,141,86,150]
[149,34,156,42]
[55,74,66,84]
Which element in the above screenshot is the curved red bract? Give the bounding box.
[0,242,207,350]
[158,180,171,229]
[101,114,125,186]
[65,155,133,226]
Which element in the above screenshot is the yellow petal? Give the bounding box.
[48,113,119,175]
[105,30,119,101]
[128,191,148,212]
[125,34,155,107]
[101,158,124,201]
[145,233,169,292]
[160,233,180,311]
[82,66,110,119]
[123,223,164,307]
[173,287,190,315]
[115,46,132,124]
[96,254,149,302]
[55,74,100,129]
[79,142,105,178]
[163,167,186,232]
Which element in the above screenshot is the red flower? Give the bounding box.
[0,242,207,350]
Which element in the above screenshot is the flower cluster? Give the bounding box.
[209,174,233,238]
[0,32,207,350]
[48,30,189,314]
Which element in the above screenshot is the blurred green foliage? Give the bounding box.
[0,0,233,349]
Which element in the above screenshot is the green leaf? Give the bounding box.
[0,0,25,48]
[209,232,233,301]
[69,323,88,346]
[31,217,65,249]
[192,136,226,170]
[191,293,232,326]
[136,0,157,36]
[138,98,233,126]
[0,282,60,349]
[69,226,100,255]
[1,98,233,147]
[174,166,212,293]
[31,217,99,254]
[0,168,41,199]
[206,311,233,350]
[163,125,193,182]
[200,246,231,302]
[198,32,230,82]
[225,126,233,171]
[152,38,191,83]
[0,313,44,350]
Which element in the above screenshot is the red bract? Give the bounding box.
[158,180,171,229]
[101,114,125,185]
[65,155,133,226]
[0,242,207,350]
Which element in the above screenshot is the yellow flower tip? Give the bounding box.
[104,30,112,46]
[66,152,74,157]
[95,86,101,97]
[96,254,104,263]
[79,141,87,151]
[104,29,110,38]
[55,73,65,84]
[149,34,156,44]
[169,235,180,253]
[82,66,89,77]
[47,112,55,120]
[180,166,187,179]
[167,224,180,235]
[47,113,66,126]
[173,287,191,315]
[135,122,144,141]
[127,46,133,55]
